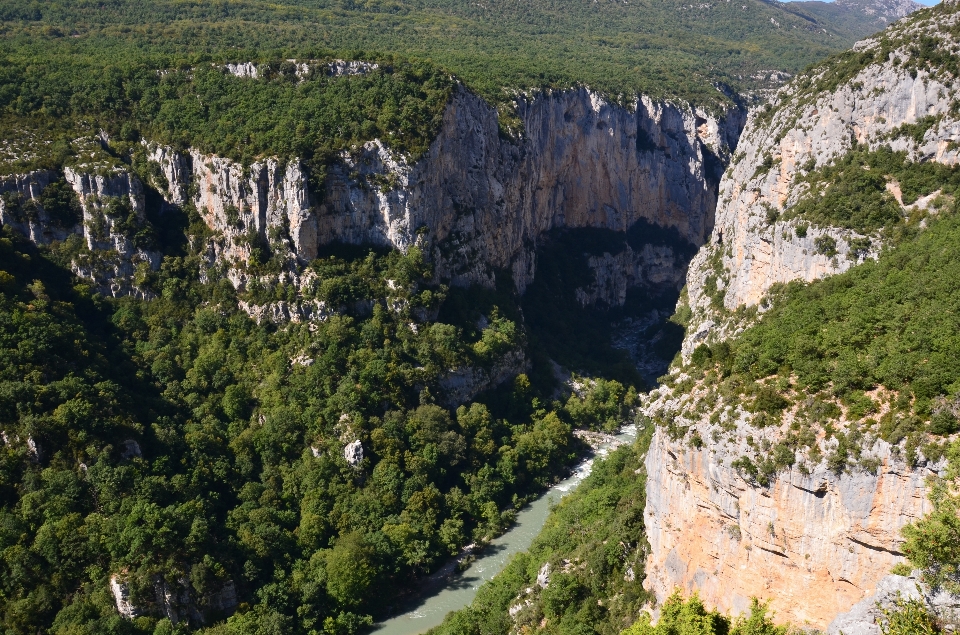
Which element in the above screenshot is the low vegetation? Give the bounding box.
[784,146,960,236]
[652,184,960,483]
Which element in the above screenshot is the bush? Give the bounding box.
[879,594,939,635]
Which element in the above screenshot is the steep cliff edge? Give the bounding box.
[322,87,739,292]
[643,419,940,628]
[682,0,960,358]
[1,84,743,320]
[153,86,741,295]
[641,1,960,626]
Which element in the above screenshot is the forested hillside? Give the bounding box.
[0,0,945,632]
[0,0,861,113]
[0,213,649,634]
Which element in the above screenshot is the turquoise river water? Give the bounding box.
[370,424,639,635]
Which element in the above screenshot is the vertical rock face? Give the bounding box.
[150,85,742,295]
[110,573,238,625]
[63,166,162,298]
[0,170,62,244]
[642,4,960,627]
[643,427,940,628]
[188,152,315,281]
[682,3,960,356]
[0,165,161,298]
[319,87,743,291]
[1,84,744,312]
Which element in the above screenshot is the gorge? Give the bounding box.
[2,0,959,634]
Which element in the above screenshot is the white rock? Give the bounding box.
[344,440,363,467]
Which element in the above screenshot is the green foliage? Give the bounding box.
[0,0,862,134]
[562,378,635,433]
[782,2,957,111]
[431,428,654,635]
[731,210,960,422]
[0,56,453,175]
[784,146,960,235]
[879,594,939,635]
[901,441,960,593]
[623,592,786,635]
[0,220,592,635]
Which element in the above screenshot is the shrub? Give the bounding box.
[814,235,837,257]
[879,594,938,635]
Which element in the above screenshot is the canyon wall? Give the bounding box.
[1,84,744,309]
[0,166,160,298]
[682,4,960,356]
[643,426,940,629]
[317,87,741,291]
[148,86,742,294]
[643,2,960,628]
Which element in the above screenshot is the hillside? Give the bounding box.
[0,0,754,633]
[0,0,955,633]
[789,0,924,39]
[645,0,960,626]
[0,0,862,117]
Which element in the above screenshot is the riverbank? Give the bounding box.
[370,424,639,635]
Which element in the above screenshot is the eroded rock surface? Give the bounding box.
[682,3,960,357]
[643,426,941,628]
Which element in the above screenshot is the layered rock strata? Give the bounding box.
[643,425,941,628]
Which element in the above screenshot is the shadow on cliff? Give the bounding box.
[520,220,695,391]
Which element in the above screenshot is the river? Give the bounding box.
[370,424,639,635]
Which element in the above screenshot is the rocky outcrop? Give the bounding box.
[145,86,742,296]
[320,87,742,292]
[645,8,960,621]
[0,165,161,298]
[576,242,690,308]
[681,1,960,357]
[439,348,529,407]
[827,572,960,635]
[0,170,64,243]
[834,0,925,29]
[643,425,942,628]
[110,573,237,625]
[343,440,364,467]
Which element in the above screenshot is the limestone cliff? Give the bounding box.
[146,86,742,297]
[1,85,743,318]
[682,0,960,358]
[641,3,960,625]
[317,87,741,292]
[643,422,940,628]
[0,163,160,298]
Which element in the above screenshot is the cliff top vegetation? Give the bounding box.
[0,0,902,170]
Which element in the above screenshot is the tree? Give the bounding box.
[324,533,376,608]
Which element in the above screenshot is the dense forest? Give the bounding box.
[0,0,862,111]
[0,0,949,633]
[0,0,873,179]
[0,206,648,635]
